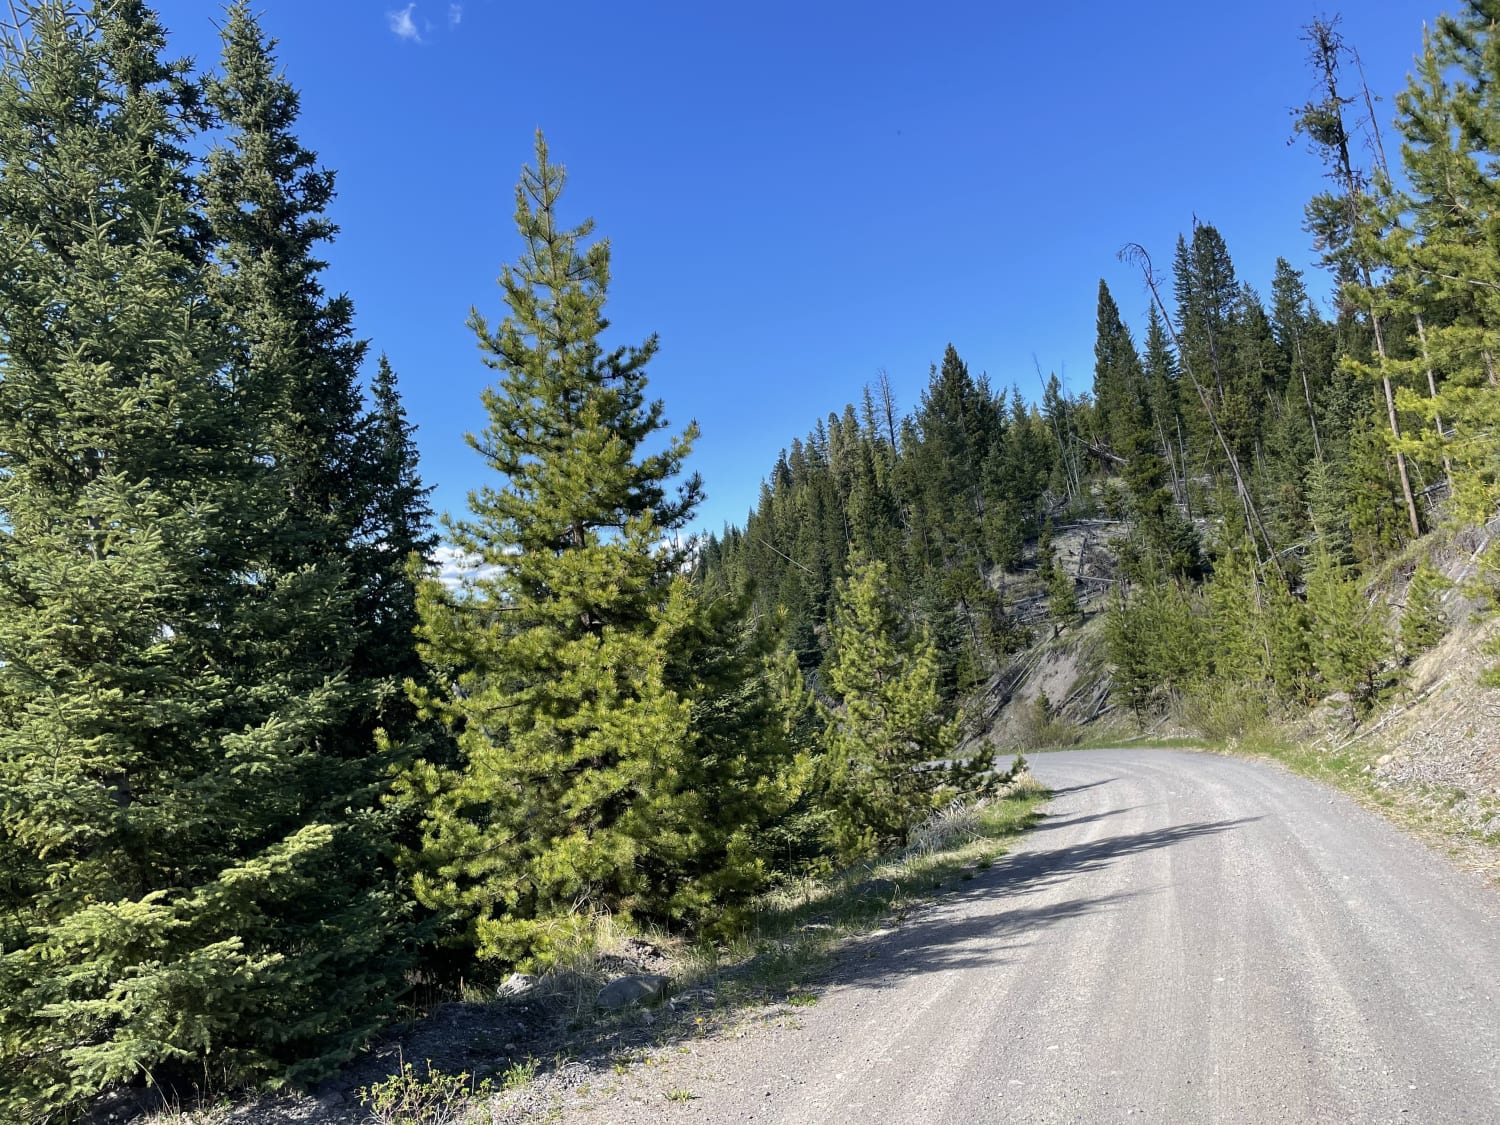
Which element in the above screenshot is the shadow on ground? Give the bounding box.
[1044,777,1119,799]
[799,815,1258,990]
[176,805,1256,1123]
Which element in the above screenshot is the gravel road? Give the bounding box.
[565,749,1500,1124]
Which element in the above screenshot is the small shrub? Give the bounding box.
[1013,692,1081,749]
[1175,684,1269,742]
[358,1059,491,1125]
[666,1089,695,1102]
[500,1057,540,1091]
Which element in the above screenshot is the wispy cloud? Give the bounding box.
[387,3,421,42]
[430,546,500,591]
[449,3,463,27]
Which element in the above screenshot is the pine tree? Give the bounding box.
[1105,587,1156,722]
[1092,280,1146,456]
[1400,559,1449,659]
[1047,560,1082,634]
[1203,523,1266,687]
[1378,7,1500,527]
[820,557,988,861]
[403,134,781,965]
[1295,16,1422,542]
[200,0,422,1062]
[354,355,437,688]
[1305,544,1390,715]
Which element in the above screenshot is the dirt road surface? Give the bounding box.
[563,749,1500,1124]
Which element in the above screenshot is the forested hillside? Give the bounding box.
[1,1,1499,1121]
[699,13,1495,733]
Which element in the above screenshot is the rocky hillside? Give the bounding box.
[976,516,1500,868]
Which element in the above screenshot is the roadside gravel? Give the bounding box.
[545,749,1500,1124]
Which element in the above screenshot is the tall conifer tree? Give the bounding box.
[404,135,784,965]
[0,3,409,1114]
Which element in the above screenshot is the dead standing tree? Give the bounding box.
[1119,242,1286,590]
[1296,16,1423,540]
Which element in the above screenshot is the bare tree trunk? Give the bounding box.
[1415,313,1454,494]
[1370,310,1422,538]
[1309,17,1421,539]
[1294,334,1324,464]
[1176,414,1193,520]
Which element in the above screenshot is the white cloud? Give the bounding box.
[449,3,463,27]
[430,546,500,591]
[388,4,421,42]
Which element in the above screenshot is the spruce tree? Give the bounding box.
[355,354,438,687]
[200,0,421,1063]
[403,134,781,965]
[0,3,407,1114]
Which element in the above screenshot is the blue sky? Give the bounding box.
[151,0,1436,536]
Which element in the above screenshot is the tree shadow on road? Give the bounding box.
[301,816,1259,1120]
[982,815,1259,898]
[1028,806,1142,833]
[802,815,1259,993]
[1042,777,1119,799]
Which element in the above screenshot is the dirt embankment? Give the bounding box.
[1335,527,1500,843]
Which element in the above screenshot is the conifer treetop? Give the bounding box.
[460,131,702,571]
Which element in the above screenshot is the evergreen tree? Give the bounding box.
[1047,560,1083,635]
[819,557,989,861]
[1305,544,1390,715]
[1378,7,1500,527]
[1400,559,1449,659]
[0,4,408,1114]
[402,134,782,965]
[355,355,437,688]
[1203,524,1266,687]
[1265,577,1317,705]
[1295,15,1422,541]
[1092,280,1146,456]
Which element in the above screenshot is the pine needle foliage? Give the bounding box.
[1400,559,1450,660]
[402,134,787,967]
[819,556,993,862]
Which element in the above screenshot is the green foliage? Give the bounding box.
[1105,572,1206,721]
[0,5,418,1116]
[818,557,992,862]
[403,135,789,966]
[1401,560,1450,659]
[1046,562,1083,633]
[1305,546,1391,715]
[1012,692,1081,749]
[1203,525,1267,687]
[358,1059,491,1125]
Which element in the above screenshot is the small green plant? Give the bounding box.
[501,1057,540,1091]
[1013,691,1081,748]
[786,990,818,1007]
[358,1058,491,1125]
[666,1088,695,1103]
[142,1099,233,1125]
